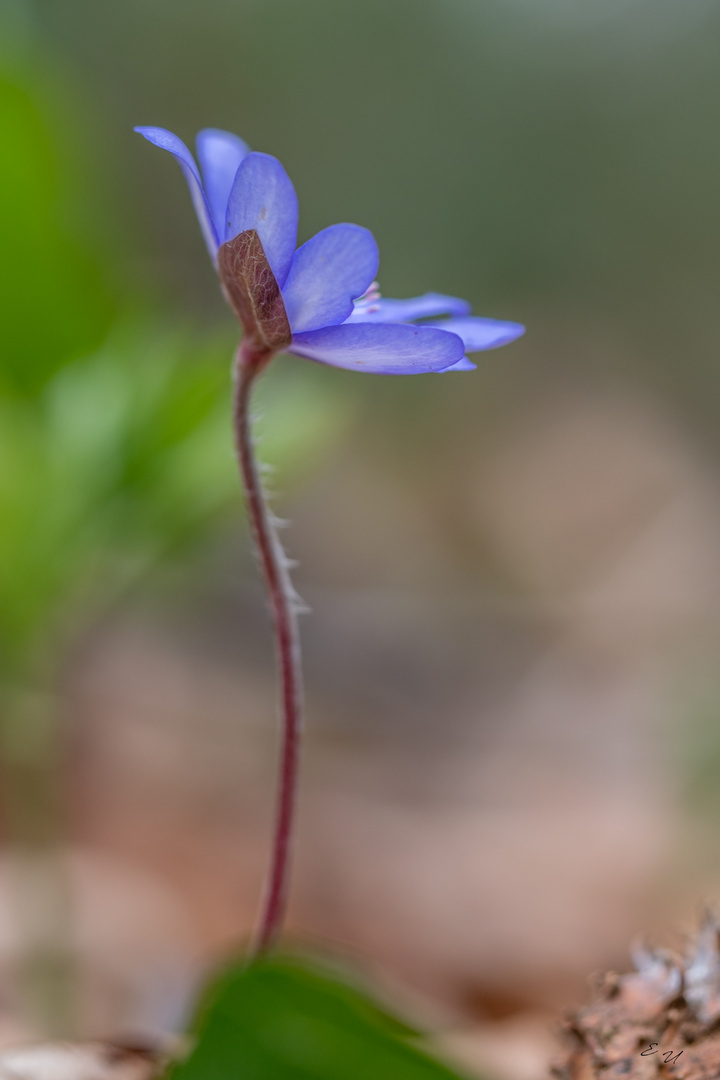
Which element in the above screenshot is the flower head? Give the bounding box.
[135,126,524,373]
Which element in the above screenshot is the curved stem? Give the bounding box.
[232,348,304,957]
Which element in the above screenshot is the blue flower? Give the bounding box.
[135,126,524,374]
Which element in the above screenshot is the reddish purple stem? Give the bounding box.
[233,346,303,957]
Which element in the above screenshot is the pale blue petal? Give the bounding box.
[442,356,477,372]
[289,322,464,374]
[425,316,525,351]
[196,128,250,240]
[225,152,298,287]
[346,292,472,323]
[134,126,219,261]
[282,224,379,333]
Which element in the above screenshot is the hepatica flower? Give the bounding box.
[134,126,524,374]
[135,124,524,959]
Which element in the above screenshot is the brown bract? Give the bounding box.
[554,918,720,1080]
[218,229,292,363]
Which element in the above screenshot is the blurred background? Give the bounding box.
[3,0,720,1074]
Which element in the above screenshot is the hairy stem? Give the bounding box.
[232,348,304,957]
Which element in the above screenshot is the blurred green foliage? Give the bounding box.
[170,955,470,1080]
[0,327,229,672]
[0,39,347,683]
[0,68,114,395]
[0,321,346,678]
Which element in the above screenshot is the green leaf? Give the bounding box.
[169,954,471,1080]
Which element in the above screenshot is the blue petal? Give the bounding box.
[347,292,472,323]
[442,356,477,372]
[289,322,464,374]
[425,316,525,351]
[225,152,298,287]
[134,126,219,261]
[282,224,379,333]
[196,128,250,241]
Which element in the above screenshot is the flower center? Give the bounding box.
[351,281,382,316]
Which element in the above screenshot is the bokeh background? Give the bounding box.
[4,0,720,1073]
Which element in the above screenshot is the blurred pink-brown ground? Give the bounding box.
[0,384,717,1079]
